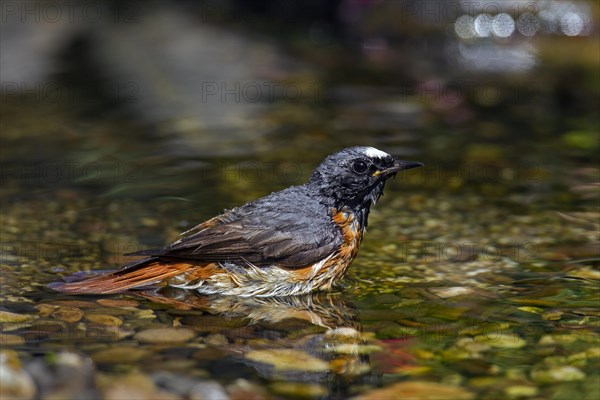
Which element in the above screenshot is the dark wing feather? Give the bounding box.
[130,189,342,268]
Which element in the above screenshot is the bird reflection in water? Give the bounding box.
[135,288,374,388]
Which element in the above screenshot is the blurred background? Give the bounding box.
[2,0,598,200]
[1,1,599,399]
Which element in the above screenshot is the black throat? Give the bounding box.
[306,180,384,232]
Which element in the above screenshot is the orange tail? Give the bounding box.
[49,258,193,294]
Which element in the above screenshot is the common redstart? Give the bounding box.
[50,147,422,297]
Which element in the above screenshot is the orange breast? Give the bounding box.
[331,209,363,264]
[288,208,363,287]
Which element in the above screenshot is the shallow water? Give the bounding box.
[1,4,599,399]
[2,89,598,399]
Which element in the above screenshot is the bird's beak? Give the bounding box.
[373,160,424,177]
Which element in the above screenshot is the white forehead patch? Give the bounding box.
[362,147,390,158]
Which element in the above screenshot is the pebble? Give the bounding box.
[52,307,84,323]
[135,309,157,319]
[85,314,124,327]
[26,352,96,399]
[141,217,160,227]
[101,326,135,341]
[541,310,564,321]
[586,347,600,358]
[567,267,600,280]
[539,332,599,345]
[134,328,196,343]
[150,371,211,396]
[35,304,57,317]
[189,382,230,400]
[227,379,268,400]
[0,351,36,399]
[504,385,539,398]
[413,349,435,359]
[456,338,491,353]
[531,365,586,383]
[329,357,371,375]
[97,299,140,308]
[0,310,34,323]
[92,346,150,364]
[270,382,327,398]
[245,349,329,372]
[474,333,526,349]
[100,372,180,400]
[429,287,474,299]
[357,381,474,400]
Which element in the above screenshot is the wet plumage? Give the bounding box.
[50,146,422,297]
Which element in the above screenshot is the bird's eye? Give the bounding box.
[351,160,369,174]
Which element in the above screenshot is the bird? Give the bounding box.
[50,147,423,297]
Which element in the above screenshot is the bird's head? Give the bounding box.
[309,146,423,210]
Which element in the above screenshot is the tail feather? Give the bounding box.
[49,258,193,294]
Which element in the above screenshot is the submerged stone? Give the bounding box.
[474,333,526,349]
[0,351,36,399]
[245,349,329,372]
[541,310,564,321]
[0,311,34,323]
[531,365,586,383]
[92,347,150,364]
[517,306,543,314]
[539,332,599,345]
[270,382,327,398]
[567,267,600,281]
[99,372,178,400]
[52,307,85,323]
[429,287,474,298]
[97,299,140,308]
[504,385,539,397]
[189,381,229,400]
[85,314,124,327]
[134,328,196,343]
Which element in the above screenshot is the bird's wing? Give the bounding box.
[129,201,343,269]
